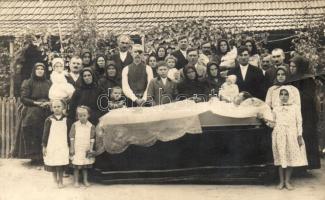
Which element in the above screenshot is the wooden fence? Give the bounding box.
[0,97,20,158]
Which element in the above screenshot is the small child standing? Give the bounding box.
[69,106,96,187]
[270,87,308,190]
[108,86,126,110]
[42,100,69,188]
[49,58,75,101]
[219,75,239,103]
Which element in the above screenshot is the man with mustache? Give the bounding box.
[66,56,83,88]
[261,54,276,90]
[111,34,133,77]
[122,44,153,107]
[272,48,288,69]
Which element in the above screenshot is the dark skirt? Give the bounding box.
[44,165,68,172]
[13,105,50,159]
[20,125,44,160]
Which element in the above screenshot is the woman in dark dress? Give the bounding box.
[98,61,122,93]
[68,68,105,127]
[289,55,321,169]
[81,49,93,68]
[205,61,224,97]
[177,65,207,102]
[92,55,107,79]
[16,62,51,164]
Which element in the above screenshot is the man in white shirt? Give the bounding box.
[228,46,265,100]
[171,35,189,69]
[122,44,153,107]
[112,35,133,76]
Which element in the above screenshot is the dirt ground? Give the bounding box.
[0,159,325,200]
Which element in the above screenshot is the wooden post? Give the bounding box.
[5,98,10,158]
[10,98,15,157]
[9,40,15,98]
[1,98,5,158]
[141,34,145,52]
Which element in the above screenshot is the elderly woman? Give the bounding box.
[17,62,51,164]
[68,68,105,126]
[98,61,122,93]
[205,61,224,97]
[265,66,300,109]
[177,65,207,102]
[289,55,321,169]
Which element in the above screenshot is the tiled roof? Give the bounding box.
[0,0,324,36]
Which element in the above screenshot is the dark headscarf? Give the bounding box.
[93,54,106,77]
[206,61,221,79]
[31,62,47,81]
[183,65,199,81]
[274,66,290,86]
[206,61,223,95]
[98,61,121,92]
[80,49,93,68]
[80,67,97,89]
[178,65,207,100]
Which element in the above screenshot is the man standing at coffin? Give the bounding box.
[228,46,265,100]
[122,44,154,107]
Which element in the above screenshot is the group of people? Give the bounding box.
[13,34,324,189]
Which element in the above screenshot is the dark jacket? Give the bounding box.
[147,77,178,105]
[228,64,265,100]
[177,66,208,102]
[172,50,188,70]
[68,68,105,126]
[111,51,133,76]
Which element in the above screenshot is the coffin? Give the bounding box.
[92,100,275,183]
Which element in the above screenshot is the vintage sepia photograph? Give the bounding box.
[0,0,324,199]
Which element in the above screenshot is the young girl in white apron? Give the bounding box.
[70,106,96,187]
[42,100,69,188]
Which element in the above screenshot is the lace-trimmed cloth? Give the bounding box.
[95,100,270,154]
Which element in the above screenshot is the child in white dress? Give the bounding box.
[165,55,181,82]
[42,100,69,188]
[48,58,75,101]
[69,106,96,187]
[219,75,239,103]
[269,87,307,190]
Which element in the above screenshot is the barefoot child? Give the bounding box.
[69,106,96,187]
[42,100,69,188]
[270,87,308,190]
